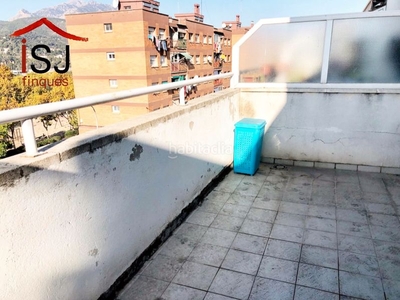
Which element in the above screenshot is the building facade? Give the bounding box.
[65,0,232,133]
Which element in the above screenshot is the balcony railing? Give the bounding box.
[171,62,188,73]
[172,39,187,50]
[0,73,233,157]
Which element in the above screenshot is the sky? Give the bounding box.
[1,0,369,26]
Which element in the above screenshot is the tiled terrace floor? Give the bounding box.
[118,163,400,300]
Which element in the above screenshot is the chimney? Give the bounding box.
[194,3,200,14]
[250,21,254,27]
[236,15,240,23]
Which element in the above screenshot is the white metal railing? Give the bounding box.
[0,73,233,156]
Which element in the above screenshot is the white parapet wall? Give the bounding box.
[0,89,239,300]
[239,89,400,169]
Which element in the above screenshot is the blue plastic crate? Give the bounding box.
[233,118,266,175]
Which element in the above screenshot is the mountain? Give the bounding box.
[9,0,115,21]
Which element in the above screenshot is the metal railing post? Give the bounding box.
[179,87,185,105]
[21,119,38,156]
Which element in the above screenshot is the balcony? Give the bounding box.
[2,11,400,300]
[173,39,187,50]
[171,61,188,73]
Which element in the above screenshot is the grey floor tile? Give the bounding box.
[222,249,262,275]
[258,256,298,283]
[362,192,392,204]
[204,293,237,300]
[257,186,284,201]
[279,202,309,215]
[370,225,400,242]
[339,251,380,277]
[173,223,208,242]
[270,224,304,243]
[373,240,400,258]
[172,261,218,290]
[275,212,306,228]
[214,176,243,194]
[158,236,197,260]
[141,254,184,282]
[336,209,368,224]
[220,203,250,218]
[247,207,277,223]
[368,213,400,228]
[252,198,280,211]
[365,203,396,215]
[186,210,218,227]
[282,192,311,204]
[249,277,295,300]
[297,263,339,293]
[378,256,400,281]
[210,214,244,232]
[205,190,232,203]
[209,269,254,299]
[294,286,339,300]
[198,201,224,214]
[305,216,336,233]
[303,229,337,249]
[235,181,263,197]
[240,219,272,237]
[335,172,359,184]
[337,221,371,238]
[383,279,400,300]
[161,283,206,300]
[231,233,268,255]
[226,193,255,207]
[339,271,384,300]
[188,243,229,267]
[300,245,338,269]
[118,276,169,300]
[201,228,237,248]
[308,205,336,219]
[264,238,301,261]
[338,234,376,256]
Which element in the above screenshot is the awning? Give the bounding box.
[176,52,192,60]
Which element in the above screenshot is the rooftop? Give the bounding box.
[118,163,400,300]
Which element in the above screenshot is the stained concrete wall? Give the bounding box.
[239,89,400,169]
[0,89,239,300]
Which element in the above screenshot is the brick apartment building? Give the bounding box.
[65,0,232,133]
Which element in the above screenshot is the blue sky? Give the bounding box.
[2,0,369,26]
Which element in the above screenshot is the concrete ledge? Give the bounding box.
[0,89,239,188]
[336,164,358,171]
[294,161,314,168]
[315,162,335,169]
[358,165,381,173]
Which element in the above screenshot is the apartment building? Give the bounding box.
[65,0,232,133]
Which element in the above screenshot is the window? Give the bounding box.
[195,34,200,43]
[112,105,120,113]
[150,55,158,67]
[107,52,115,60]
[160,55,167,67]
[203,55,208,64]
[224,38,227,45]
[196,55,200,64]
[203,35,207,44]
[189,33,194,42]
[190,56,194,64]
[124,5,131,9]
[208,36,212,44]
[148,26,155,37]
[228,39,231,46]
[104,23,112,32]
[162,80,168,84]
[159,29,165,40]
[109,79,118,87]
[227,55,231,62]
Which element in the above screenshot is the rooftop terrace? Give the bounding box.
[1,9,400,300]
[118,163,400,300]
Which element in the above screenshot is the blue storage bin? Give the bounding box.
[233,118,266,175]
